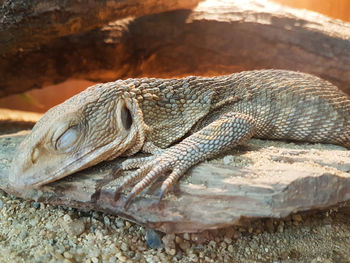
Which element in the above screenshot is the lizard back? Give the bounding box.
[202,70,350,148]
[134,70,350,149]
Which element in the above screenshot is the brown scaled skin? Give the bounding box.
[10,70,350,209]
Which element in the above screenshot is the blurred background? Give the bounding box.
[0,0,349,113]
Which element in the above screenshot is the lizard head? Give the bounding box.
[9,81,145,189]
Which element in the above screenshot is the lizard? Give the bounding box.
[9,69,350,208]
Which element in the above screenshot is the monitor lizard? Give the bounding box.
[9,69,350,208]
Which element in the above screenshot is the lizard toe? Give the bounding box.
[158,167,184,202]
[122,162,171,209]
[114,162,153,200]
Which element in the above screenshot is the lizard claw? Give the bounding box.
[157,184,168,205]
[157,168,182,203]
[123,178,170,209]
[116,154,187,209]
[123,191,137,210]
[113,162,152,201]
[114,155,159,203]
[115,155,181,209]
[110,164,123,177]
[157,186,167,204]
[115,111,256,209]
[113,185,124,201]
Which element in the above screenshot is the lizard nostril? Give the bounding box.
[31,148,39,164]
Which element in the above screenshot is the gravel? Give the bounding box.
[0,189,349,263]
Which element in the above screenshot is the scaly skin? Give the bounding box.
[9,70,350,207]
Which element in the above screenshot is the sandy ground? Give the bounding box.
[1,188,350,263]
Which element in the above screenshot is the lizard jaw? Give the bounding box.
[9,120,143,189]
[9,147,94,189]
[9,138,126,189]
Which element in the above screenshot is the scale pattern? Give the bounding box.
[113,70,350,207]
[11,70,350,208]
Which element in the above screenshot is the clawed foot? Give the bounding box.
[113,112,256,210]
[114,152,187,210]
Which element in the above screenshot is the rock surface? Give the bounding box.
[1,128,349,233]
[1,0,350,97]
[0,0,200,55]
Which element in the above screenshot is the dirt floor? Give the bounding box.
[0,188,349,263]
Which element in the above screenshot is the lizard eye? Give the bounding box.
[121,104,132,130]
[31,147,40,164]
[55,126,79,152]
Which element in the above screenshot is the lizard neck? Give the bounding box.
[133,77,214,148]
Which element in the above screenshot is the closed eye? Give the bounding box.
[55,125,79,152]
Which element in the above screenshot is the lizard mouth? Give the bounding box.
[9,146,101,189]
[9,152,90,189]
[9,137,129,190]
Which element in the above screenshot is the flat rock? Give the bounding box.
[0,130,349,233]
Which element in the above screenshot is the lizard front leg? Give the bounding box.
[121,142,163,169]
[115,112,256,208]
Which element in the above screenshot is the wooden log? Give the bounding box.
[0,0,200,55]
[1,0,350,97]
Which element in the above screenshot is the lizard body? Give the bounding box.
[10,70,350,206]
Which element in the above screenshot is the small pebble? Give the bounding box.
[29,217,40,226]
[162,234,175,248]
[121,242,128,252]
[115,218,124,228]
[63,214,72,222]
[228,245,234,253]
[165,247,177,256]
[49,239,57,246]
[183,233,190,240]
[90,226,96,233]
[223,156,232,164]
[63,252,73,259]
[126,250,135,258]
[32,202,40,209]
[191,231,209,244]
[145,229,164,249]
[292,214,303,222]
[175,236,183,244]
[92,212,100,219]
[224,237,232,244]
[19,230,28,239]
[208,240,216,247]
[63,219,86,236]
[104,216,110,226]
[179,240,190,250]
[277,224,284,233]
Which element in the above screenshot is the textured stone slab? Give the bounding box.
[1,131,349,233]
[2,0,350,97]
